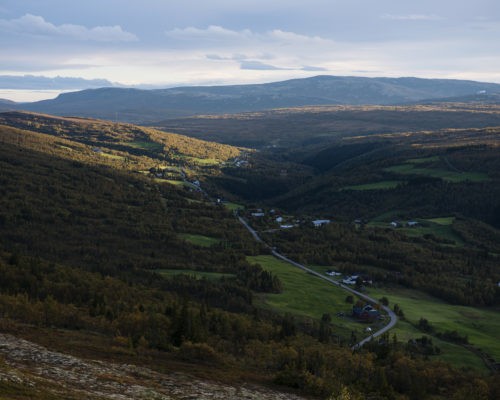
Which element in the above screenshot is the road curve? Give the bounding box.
[237,215,397,350]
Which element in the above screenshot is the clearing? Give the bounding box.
[178,233,220,247]
[342,180,404,191]
[248,255,376,340]
[369,286,500,371]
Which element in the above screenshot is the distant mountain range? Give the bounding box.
[0,75,115,90]
[4,75,500,123]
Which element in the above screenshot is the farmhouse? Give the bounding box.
[407,221,419,227]
[342,276,357,285]
[353,304,380,321]
[312,219,331,227]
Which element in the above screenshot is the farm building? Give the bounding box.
[353,303,380,321]
[312,219,331,227]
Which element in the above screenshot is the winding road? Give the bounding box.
[237,216,397,350]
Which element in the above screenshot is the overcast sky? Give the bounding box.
[1,0,500,90]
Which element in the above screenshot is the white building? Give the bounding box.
[312,219,331,227]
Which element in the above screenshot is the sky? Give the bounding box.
[1,0,500,99]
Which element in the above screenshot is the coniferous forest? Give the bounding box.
[0,107,499,399]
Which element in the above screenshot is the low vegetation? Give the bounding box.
[1,109,499,399]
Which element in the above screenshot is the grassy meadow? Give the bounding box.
[157,269,235,280]
[178,233,220,247]
[342,180,404,191]
[385,163,490,183]
[247,255,378,340]
[223,202,245,211]
[368,214,464,245]
[369,286,500,370]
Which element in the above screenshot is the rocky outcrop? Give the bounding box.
[0,334,306,399]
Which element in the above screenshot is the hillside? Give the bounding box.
[270,126,500,223]
[1,111,500,399]
[0,111,241,162]
[8,75,500,123]
[152,103,500,148]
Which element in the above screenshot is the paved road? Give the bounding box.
[237,216,262,242]
[237,215,397,350]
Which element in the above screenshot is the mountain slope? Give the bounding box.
[0,111,242,162]
[152,103,500,148]
[1,111,499,399]
[13,75,500,123]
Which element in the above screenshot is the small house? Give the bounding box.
[407,221,419,227]
[313,219,331,227]
[353,304,380,321]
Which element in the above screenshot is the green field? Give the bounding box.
[179,233,220,247]
[182,156,221,166]
[56,144,74,151]
[368,214,463,245]
[163,179,199,189]
[100,152,124,160]
[369,286,500,370]
[378,316,488,371]
[223,202,244,211]
[157,269,234,280]
[425,216,455,225]
[385,163,490,183]
[399,223,464,245]
[407,156,440,164]
[124,140,164,152]
[342,180,404,191]
[247,255,377,339]
[370,210,404,223]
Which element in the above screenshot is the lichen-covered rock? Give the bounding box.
[0,334,306,399]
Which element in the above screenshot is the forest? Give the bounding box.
[0,111,499,399]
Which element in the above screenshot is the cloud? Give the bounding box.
[381,14,444,21]
[240,61,290,70]
[301,65,328,71]
[165,25,332,46]
[206,53,329,72]
[206,53,248,61]
[166,25,252,41]
[0,14,138,42]
[266,29,329,44]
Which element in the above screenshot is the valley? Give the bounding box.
[3,0,500,396]
[0,100,499,399]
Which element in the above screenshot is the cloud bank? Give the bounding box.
[0,14,138,42]
[381,14,444,21]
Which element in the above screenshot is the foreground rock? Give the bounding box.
[0,333,306,399]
